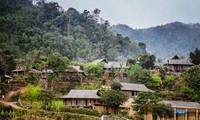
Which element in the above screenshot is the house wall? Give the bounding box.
[122,90,137,98]
[94,105,115,114]
[168,65,191,72]
[63,98,100,107]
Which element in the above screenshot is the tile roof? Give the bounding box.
[60,89,100,99]
[161,100,200,109]
[104,62,129,69]
[121,82,154,92]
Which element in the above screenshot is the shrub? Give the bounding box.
[60,106,99,116]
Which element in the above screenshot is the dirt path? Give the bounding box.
[4,87,26,101]
[0,100,23,109]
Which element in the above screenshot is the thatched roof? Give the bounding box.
[92,58,108,64]
[104,62,129,69]
[161,100,200,109]
[61,90,100,99]
[121,82,154,92]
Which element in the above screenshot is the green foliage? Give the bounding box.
[101,90,128,110]
[49,100,63,112]
[47,52,69,73]
[133,92,173,118]
[21,84,42,103]
[163,75,176,88]
[190,48,200,65]
[84,63,104,75]
[0,103,13,119]
[110,81,122,90]
[139,54,155,69]
[0,0,146,61]
[128,64,152,87]
[0,45,16,78]
[74,84,100,90]
[152,103,174,118]
[151,74,162,88]
[182,66,200,101]
[62,112,100,120]
[60,106,99,116]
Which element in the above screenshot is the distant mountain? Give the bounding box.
[111,22,200,58]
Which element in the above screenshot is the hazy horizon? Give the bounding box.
[46,0,200,28]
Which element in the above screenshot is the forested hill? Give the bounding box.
[111,22,200,58]
[0,0,146,61]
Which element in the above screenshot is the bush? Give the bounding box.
[60,106,100,116]
[63,112,100,120]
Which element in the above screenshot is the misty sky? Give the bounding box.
[46,0,200,28]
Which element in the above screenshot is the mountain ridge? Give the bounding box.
[111,22,200,58]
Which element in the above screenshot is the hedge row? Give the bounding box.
[61,112,101,120]
[60,106,100,116]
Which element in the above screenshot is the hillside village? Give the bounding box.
[1,53,200,120]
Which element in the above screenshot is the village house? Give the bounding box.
[64,66,86,82]
[60,89,100,108]
[162,55,194,72]
[121,82,154,97]
[160,100,200,120]
[11,66,25,76]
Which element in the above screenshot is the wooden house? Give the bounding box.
[160,100,200,120]
[61,89,100,108]
[121,82,154,98]
[64,66,86,82]
[163,55,194,72]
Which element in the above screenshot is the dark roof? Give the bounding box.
[162,56,194,66]
[61,90,100,99]
[121,82,154,92]
[104,62,129,69]
[162,100,200,109]
[92,58,108,64]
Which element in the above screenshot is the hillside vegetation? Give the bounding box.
[0,0,146,62]
[111,22,200,58]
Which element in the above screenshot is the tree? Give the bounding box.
[151,74,162,88]
[84,62,104,75]
[182,66,200,101]
[139,54,156,69]
[190,48,200,65]
[128,64,152,87]
[110,81,122,90]
[133,92,173,119]
[47,52,69,73]
[21,84,42,103]
[101,90,128,113]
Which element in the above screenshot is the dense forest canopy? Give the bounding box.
[0,0,146,63]
[111,22,200,58]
